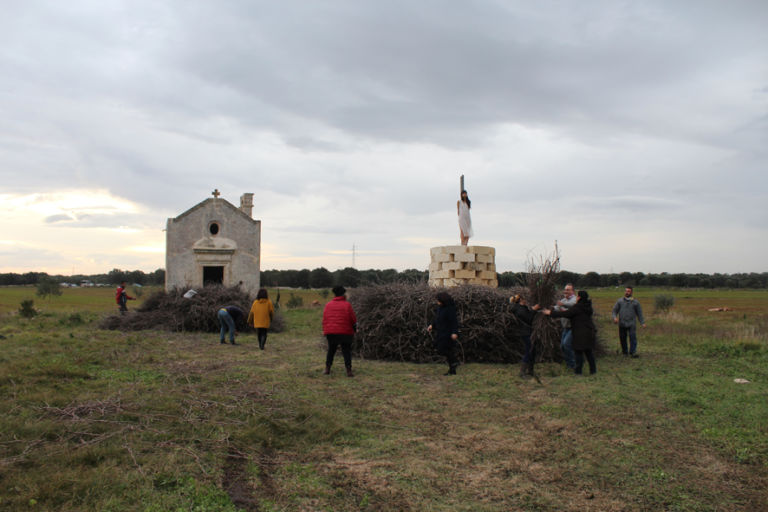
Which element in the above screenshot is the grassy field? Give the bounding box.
[0,286,766,511]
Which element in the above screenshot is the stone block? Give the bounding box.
[444,245,468,254]
[434,252,453,263]
[468,246,494,255]
[454,269,477,279]
[431,270,454,279]
[454,252,476,263]
[428,278,443,287]
[443,278,464,288]
[428,262,441,272]
[479,270,498,280]
[441,261,463,271]
[464,262,487,271]
[486,263,496,272]
[476,254,493,264]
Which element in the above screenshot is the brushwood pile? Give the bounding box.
[349,283,565,364]
[99,286,284,333]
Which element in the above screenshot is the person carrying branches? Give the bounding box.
[509,294,542,379]
[543,290,597,375]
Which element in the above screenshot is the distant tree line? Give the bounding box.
[0,268,166,286]
[1,268,766,289]
[498,270,768,289]
[264,268,768,289]
[260,267,429,289]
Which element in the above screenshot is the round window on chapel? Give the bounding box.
[209,222,220,235]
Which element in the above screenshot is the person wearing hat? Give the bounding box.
[322,286,357,377]
[544,290,597,375]
[509,294,542,379]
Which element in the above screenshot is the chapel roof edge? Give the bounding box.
[169,197,260,224]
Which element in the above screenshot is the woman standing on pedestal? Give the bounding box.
[457,190,473,246]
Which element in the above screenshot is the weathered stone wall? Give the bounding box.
[428,246,498,288]
[166,197,261,295]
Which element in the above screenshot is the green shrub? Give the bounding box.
[654,294,675,313]
[65,312,84,325]
[36,277,62,299]
[269,310,287,333]
[286,293,304,309]
[19,299,37,318]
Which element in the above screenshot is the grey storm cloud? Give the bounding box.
[0,0,766,273]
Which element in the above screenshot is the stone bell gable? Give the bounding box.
[165,191,260,294]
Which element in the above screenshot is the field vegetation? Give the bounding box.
[0,286,766,511]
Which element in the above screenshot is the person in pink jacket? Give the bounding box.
[322,286,357,377]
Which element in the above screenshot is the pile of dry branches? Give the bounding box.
[349,283,563,364]
[99,286,285,333]
[522,243,562,351]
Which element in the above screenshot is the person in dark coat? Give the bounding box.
[427,291,460,375]
[544,290,597,375]
[322,286,358,377]
[510,294,542,379]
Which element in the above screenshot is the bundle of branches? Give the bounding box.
[349,283,563,364]
[99,285,285,333]
[521,243,562,351]
[515,243,605,356]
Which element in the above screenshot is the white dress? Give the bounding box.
[458,200,473,238]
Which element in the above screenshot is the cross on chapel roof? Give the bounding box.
[212,189,221,198]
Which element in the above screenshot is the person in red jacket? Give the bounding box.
[322,286,357,377]
[115,281,135,314]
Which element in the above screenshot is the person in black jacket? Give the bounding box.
[510,294,542,379]
[544,290,597,375]
[427,291,460,375]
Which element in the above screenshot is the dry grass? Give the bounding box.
[0,287,767,510]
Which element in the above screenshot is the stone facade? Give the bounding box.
[166,193,261,295]
[428,245,498,288]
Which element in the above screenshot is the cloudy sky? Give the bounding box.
[1,0,766,275]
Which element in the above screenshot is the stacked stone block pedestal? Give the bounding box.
[428,246,498,288]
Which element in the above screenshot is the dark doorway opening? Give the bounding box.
[203,266,224,286]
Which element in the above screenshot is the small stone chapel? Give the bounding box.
[165,190,261,294]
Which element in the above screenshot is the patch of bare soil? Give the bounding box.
[222,446,283,512]
[222,449,260,511]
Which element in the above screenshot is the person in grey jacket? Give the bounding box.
[612,286,646,357]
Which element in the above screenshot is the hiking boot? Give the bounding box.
[519,363,530,379]
[323,365,331,375]
[345,367,354,378]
